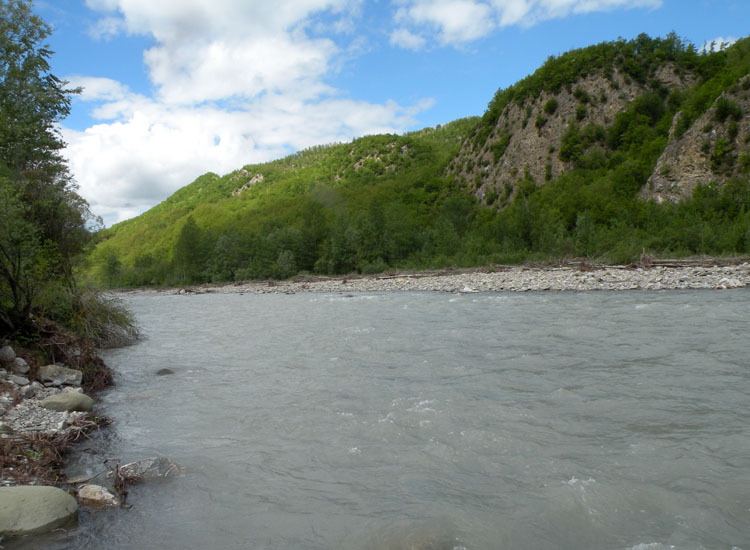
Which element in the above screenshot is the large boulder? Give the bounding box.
[40,390,95,412]
[0,486,78,536]
[37,365,83,387]
[117,457,185,483]
[0,345,14,364]
[77,485,120,508]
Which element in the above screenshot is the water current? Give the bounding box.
[9,290,750,549]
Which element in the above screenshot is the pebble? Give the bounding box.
[1,382,87,436]
[159,263,750,296]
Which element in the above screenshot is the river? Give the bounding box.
[9,290,750,549]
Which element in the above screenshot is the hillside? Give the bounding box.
[85,34,750,287]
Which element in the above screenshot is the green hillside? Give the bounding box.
[86,34,750,288]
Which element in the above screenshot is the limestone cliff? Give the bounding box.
[449,65,697,206]
[643,76,750,203]
[449,50,750,208]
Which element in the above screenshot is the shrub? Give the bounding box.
[573,87,590,103]
[714,97,742,123]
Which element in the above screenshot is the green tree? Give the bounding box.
[172,216,204,283]
[0,181,42,330]
[0,0,95,336]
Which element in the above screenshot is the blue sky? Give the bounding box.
[32,0,749,226]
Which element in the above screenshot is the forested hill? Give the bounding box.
[87,33,750,288]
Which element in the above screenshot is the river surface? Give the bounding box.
[10,290,750,550]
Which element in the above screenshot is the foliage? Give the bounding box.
[88,34,750,285]
[0,0,133,345]
[543,98,558,115]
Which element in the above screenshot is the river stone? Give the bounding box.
[77,485,120,508]
[38,365,83,387]
[40,391,95,412]
[0,346,14,364]
[9,375,29,386]
[11,357,29,374]
[117,457,185,482]
[0,422,12,435]
[0,486,78,536]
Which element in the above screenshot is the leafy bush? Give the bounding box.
[491,133,512,163]
[714,97,743,122]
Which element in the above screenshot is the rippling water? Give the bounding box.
[9,290,750,550]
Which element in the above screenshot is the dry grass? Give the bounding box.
[0,415,110,486]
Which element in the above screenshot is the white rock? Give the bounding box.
[77,485,120,508]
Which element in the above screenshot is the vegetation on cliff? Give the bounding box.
[84,34,750,286]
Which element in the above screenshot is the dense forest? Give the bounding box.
[79,34,750,287]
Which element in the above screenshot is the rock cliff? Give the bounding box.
[450,64,750,207]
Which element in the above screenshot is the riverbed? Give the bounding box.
[9,289,750,549]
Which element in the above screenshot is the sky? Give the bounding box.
[32,0,750,227]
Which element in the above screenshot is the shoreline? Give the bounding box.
[122,261,750,296]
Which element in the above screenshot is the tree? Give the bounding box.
[0,180,41,330]
[0,0,94,336]
[172,216,204,283]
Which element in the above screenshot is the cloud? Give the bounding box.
[391,0,662,47]
[66,0,429,226]
[68,76,131,102]
[397,1,495,45]
[87,16,124,40]
[390,28,427,50]
[65,95,424,224]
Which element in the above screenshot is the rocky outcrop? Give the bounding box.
[232,172,264,196]
[450,66,695,205]
[0,486,78,536]
[643,77,750,203]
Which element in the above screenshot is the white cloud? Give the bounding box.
[68,76,131,102]
[67,0,429,226]
[64,95,424,225]
[87,16,124,40]
[390,28,427,50]
[391,0,662,47]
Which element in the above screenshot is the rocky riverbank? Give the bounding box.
[0,343,109,538]
[1,335,185,541]
[153,261,750,296]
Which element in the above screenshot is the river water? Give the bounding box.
[10,290,750,549]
